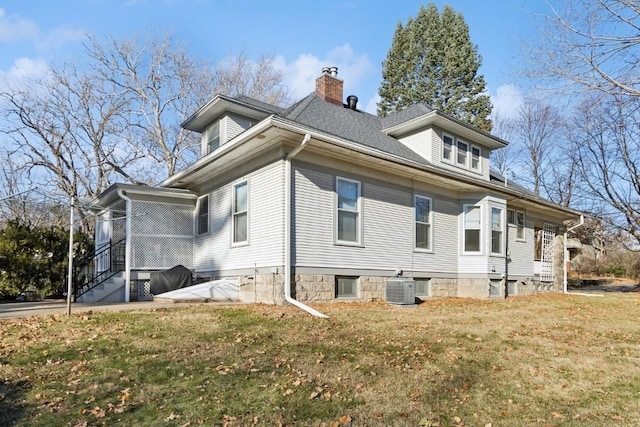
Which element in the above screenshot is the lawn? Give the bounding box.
[1,293,639,426]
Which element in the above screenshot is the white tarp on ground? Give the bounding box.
[154,279,239,301]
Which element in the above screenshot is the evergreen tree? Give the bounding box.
[378,3,493,131]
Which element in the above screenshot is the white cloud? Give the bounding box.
[364,93,380,114]
[0,57,50,90]
[491,84,523,119]
[275,44,375,100]
[35,26,86,51]
[0,8,39,42]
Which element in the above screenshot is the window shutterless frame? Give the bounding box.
[414,195,432,251]
[442,133,454,163]
[462,204,482,254]
[232,180,248,245]
[196,195,209,235]
[335,177,361,245]
[491,207,504,255]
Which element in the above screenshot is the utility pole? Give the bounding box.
[66,196,74,316]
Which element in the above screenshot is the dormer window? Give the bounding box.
[457,140,468,166]
[443,134,453,162]
[441,133,482,173]
[471,145,481,170]
[206,122,220,154]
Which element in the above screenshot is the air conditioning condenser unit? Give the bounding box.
[385,278,416,305]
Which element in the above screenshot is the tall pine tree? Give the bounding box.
[378,4,492,131]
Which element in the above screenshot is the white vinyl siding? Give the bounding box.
[225,114,254,141]
[397,129,434,162]
[193,163,284,271]
[507,214,535,276]
[294,165,458,274]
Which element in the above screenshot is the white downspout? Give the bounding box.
[284,133,329,318]
[117,189,132,302]
[563,215,584,294]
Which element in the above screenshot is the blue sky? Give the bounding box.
[0,0,550,115]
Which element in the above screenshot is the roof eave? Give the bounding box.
[383,110,508,150]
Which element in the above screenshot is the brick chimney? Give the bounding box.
[315,66,343,106]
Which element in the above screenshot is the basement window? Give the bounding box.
[336,276,358,298]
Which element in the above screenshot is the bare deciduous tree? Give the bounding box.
[214,49,291,107]
[489,109,519,176]
[0,32,290,231]
[514,98,565,196]
[532,0,640,97]
[570,93,640,244]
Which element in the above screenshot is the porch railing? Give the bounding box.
[73,238,126,301]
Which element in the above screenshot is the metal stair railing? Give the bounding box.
[73,238,126,301]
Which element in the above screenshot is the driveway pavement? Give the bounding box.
[0,300,220,320]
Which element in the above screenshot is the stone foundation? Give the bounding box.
[430,278,458,297]
[236,273,563,304]
[457,278,489,298]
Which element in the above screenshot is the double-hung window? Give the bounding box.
[471,145,481,170]
[463,205,481,253]
[508,209,526,241]
[442,134,454,162]
[491,207,503,255]
[457,140,468,166]
[414,195,432,251]
[336,177,361,244]
[206,122,220,154]
[232,181,248,244]
[197,195,209,235]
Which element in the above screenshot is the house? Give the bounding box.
[77,67,580,305]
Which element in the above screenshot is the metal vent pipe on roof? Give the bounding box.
[329,66,338,77]
[347,95,358,110]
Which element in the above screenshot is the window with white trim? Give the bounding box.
[491,207,504,255]
[414,195,432,251]
[471,145,481,170]
[442,134,453,162]
[457,140,468,167]
[206,122,220,154]
[336,177,361,244]
[232,181,248,244]
[196,195,209,235]
[508,209,526,241]
[463,204,481,253]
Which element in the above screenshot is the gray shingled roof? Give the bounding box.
[380,103,432,130]
[232,95,286,115]
[279,93,428,164]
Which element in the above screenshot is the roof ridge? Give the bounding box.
[281,93,316,121]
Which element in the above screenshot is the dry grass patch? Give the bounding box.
[1,294,639,426]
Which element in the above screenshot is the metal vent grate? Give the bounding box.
[385,279,416,305]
